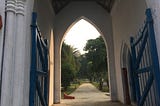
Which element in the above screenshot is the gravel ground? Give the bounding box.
[61,83,131,106]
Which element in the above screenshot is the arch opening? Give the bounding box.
[61,16,109,57]
[53,3,117,102]
[60,17,111,104]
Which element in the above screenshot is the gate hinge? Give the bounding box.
[0,15,2,30]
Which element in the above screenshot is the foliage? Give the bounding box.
[61,43,80,90]
[61,36,109,92]
[61,63,74,90]
[61,83,80,99]
[77,55,88,78]
[92,82,109,92]
[83,36,108,90]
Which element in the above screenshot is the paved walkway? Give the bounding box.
[60,83,131,106]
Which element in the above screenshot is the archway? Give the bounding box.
[1,0,160,105]
[53,1,117,103]
[61,17,110,100]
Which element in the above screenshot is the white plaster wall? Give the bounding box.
[1,0,17,105]
[111,0,147,103]
[33,0,55,40]
[53,1,117,103]
[23,0,34,105]
[23,0,55,105]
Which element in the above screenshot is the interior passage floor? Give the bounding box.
[61,83,131,106]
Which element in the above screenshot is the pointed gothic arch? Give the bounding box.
[61,16,108,51]
[60,15,111,100]
[53,8,117,103]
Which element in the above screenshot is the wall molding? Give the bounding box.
[16,0,25,15]
[5,0,16,13]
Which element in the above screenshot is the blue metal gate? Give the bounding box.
[130,9,160,106]
[29,12,49,106]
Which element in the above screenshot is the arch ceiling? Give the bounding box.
[51,0,115,14]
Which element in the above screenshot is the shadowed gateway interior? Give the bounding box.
[51,0,115,14]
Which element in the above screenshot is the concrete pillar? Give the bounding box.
[54,43,61,104]
[12,0,25,106]
[0,0,16,105]
[22,0,34,105]
[107,45,118,101]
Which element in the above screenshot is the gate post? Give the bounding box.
[0,15,2,30]
[1,0,16,105]
[13,0,26,105]
[29,12,37,106]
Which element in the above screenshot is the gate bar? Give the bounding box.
[29,12,37,106]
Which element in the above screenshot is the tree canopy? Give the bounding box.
[61,43,80,90]
[61,36,108,91]
[83,36,108,90]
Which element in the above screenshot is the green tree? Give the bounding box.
[61,43,80,90]
[77,55,88,78]
[84,36,108,90]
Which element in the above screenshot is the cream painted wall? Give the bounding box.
[49,30,54,106]
[53,1,117,103]
[111,0,147,103]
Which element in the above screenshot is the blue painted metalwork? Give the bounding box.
[128,57,136,102]
[43,39,48,103]
[130,9,160,106]
[136,66,151,74]
[130,37,141,102]
[29,12,37,106]
[146,8,160,106]
[29,12,49,106]
[139,73,154,106]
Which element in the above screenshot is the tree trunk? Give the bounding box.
[99,79,103,90]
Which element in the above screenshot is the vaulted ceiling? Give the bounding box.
[51,0,115,14]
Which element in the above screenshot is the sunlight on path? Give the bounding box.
[61,83,130,106]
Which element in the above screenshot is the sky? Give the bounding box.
[64,19,100,54]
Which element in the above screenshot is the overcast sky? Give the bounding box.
[64,19,100,54]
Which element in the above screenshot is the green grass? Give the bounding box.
[101,86,109,92]
[66,83,79,94]
[92,82,99,88]
[78,79,90,84]
[92,82,109,92]
[61,83,80,99]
